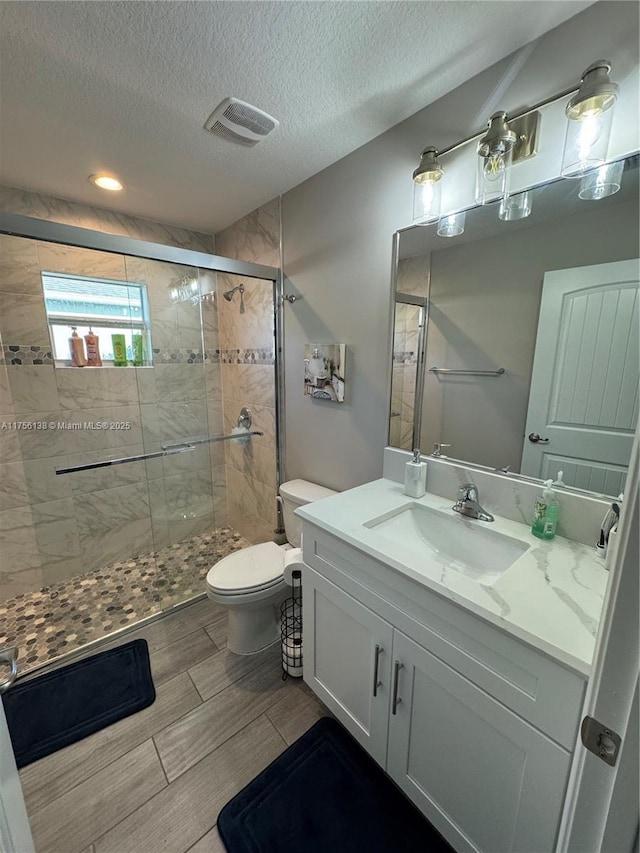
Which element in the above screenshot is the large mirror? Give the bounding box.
[389,155,639,499]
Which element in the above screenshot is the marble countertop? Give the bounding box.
[296,478,610,677]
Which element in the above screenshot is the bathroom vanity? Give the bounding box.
[296,473,609,853]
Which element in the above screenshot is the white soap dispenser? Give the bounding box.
[404,448,427,498]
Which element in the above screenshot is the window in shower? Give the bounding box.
[42,272,153,365]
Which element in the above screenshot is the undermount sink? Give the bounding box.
[363,502,529,585]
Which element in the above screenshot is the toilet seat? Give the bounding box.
[206,541,285,596]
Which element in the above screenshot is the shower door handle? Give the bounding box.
[0,646,18,695]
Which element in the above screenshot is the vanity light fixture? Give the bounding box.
[437,211,466,237]
[578,159,624,200]
[561,61,619,178]
[411,58,621,226]
[412,147,444,224]
[499,190,532,221]
[89,174,123,192]
[475,112,516,205]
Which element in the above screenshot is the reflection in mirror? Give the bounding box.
[389,155,639,498]
[390,293,427,450]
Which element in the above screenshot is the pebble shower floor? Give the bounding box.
[0,527,250,675]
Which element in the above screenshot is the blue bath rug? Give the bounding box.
[2,639,155,768]
[218,716,453,852]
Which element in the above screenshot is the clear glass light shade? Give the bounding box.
[475,145,513,205]
[499,191,532,221]
[413,175,442,224]
[437,211,466,237]
[561,107,614,178]
[578,159,624,200]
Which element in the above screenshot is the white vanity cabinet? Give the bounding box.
[302,524,587,853]
[302,566,393,765]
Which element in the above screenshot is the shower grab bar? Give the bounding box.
[55,430,264,475]
[429,367,505,376]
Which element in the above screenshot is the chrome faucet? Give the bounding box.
[453,483,494,522]
[431,442,451,457]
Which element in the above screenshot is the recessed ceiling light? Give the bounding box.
[89,174,123,191]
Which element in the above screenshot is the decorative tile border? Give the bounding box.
[1,345,275,367]
[218,347,274,365]
[153,347,205,364]
[393,350,417,364]
[1,345,54,365]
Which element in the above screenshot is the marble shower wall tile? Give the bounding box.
[0,413,67,463]
[217,273,274,352]
[79,517,154,572]
[31,498,77,546]
[205,364,223,406]
[75,481,151,538]
[0,236,42,295]
[0,355,12,416]
[36,243,127,280]
[7,366,60,413]
[0,185,214,253]
[60,404,143,454]
[215,197,280,266]
[226,467,275,546]
[0,293,50,345]
[0,567,44,600]
[221,364,275,409]
[56,368,140,410]
[153,364,206,404]
[213,198,280,540]
[0,505,40,573]
[211,464,228,528]
[225,435,276,491]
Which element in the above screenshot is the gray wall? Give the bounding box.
[281,1,639,492]
[420,199,639,471]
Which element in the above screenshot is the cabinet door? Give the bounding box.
[303,567,393,766]
[388,630,572,853]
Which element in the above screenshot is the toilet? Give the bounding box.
[206,479,336,655]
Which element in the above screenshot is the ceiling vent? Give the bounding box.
[204,97,279,147]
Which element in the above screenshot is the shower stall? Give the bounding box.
[0,214,283,676]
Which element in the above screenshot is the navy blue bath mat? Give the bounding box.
[2,639,155,768]
[218,716,453,852]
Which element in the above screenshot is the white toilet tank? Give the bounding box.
[279,479,336,547]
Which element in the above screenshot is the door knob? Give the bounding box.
[528,432,549,444]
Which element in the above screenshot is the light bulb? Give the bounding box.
[483,152,507,183]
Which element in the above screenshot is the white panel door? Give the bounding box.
[387,630,572,853]
[0,700,35,853]
[302,567,393,766]
[521,259,639,494]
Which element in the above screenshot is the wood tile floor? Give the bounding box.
[19,597,330,853]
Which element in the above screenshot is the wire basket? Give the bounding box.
[281,569,303,679]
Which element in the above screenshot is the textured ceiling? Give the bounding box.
[0,1,595,234]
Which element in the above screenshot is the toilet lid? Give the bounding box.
[207,541,284,594]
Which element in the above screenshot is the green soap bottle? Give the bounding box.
[132,333,143,366]
[531,479,559,540]
[111,334,127,366]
